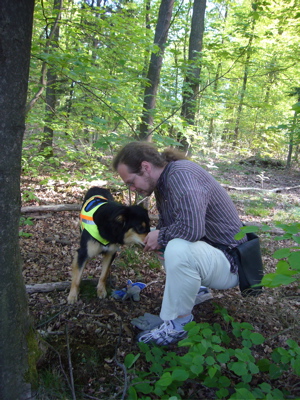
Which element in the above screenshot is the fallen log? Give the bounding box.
[221,184,300,193]
[26,279,98,294]
[26,281,71,293]
[21,204,81,213]
[20,203,159,222]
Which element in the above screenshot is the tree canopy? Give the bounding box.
[24,0,300,165]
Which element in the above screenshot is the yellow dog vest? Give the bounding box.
[80,195,110,245]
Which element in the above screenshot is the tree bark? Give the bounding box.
[139,0,175,141]
[233,10,256,145]
[40,0,63,157]
[179,0,207,151]
[207,5,228,146]
[0,1,35,399]
[286,89,300,169]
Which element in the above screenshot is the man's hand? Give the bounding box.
[144,229,160,252]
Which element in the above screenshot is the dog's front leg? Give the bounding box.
[68,252,87,304]
[97,246,117,298]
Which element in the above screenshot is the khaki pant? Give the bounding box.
[159,238,239,321]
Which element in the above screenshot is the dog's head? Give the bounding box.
[113,205,150,246]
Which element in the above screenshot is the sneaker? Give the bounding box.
[194,286,213,305]
[137,320,189,346]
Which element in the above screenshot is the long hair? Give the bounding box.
[112,141,187,173]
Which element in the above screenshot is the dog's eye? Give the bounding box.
[135,224,147,234]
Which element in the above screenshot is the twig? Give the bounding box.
[136,196,149,205]
[113,321,128,400]
[35,305,69,329]
[43,340,72,393]
[65,324,76,400]
[265,327,295,342]
[83,394,102,400]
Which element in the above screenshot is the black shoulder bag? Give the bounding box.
[228,232,264,297]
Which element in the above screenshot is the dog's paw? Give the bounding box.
[97,286,107,299]
[67,293,78,304]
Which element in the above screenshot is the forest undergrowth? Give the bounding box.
[20,153,300,399]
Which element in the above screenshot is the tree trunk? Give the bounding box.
[286,89,300,169]
[138,0,175,141]
[179,0,207,151]
[207,62,221,146]
[40,0,63,157]
[207,6,228,146]
[233,12,256,146]
[0,1,35,399]
[286,111,297,169]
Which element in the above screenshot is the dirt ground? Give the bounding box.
[20,158,300,399]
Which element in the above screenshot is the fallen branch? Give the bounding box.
[20,204,159,222]
[221,184,300,193]
[21,204,81,213]
[26,279,98,294]
[26,281,72,293]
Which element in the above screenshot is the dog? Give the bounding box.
[67,187,150,304]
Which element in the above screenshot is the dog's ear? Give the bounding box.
[115,213,125,225]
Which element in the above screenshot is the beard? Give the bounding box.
[138,174,157,197]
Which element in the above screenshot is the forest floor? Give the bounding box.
[20,154,300,399]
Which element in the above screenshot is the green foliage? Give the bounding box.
[236,223,300,288]
[124,225,300,399]
[244,206,270,217]
[147,257,162,271]
[116,247,142,268]
[25,0,300,162]
[22,190,38,203]
[19,216,33,238]
[229,190,299,225]
[125,307,299,399]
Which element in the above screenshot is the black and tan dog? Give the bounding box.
[67,187,150,304]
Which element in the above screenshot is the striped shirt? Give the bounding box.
[155,160,247,274]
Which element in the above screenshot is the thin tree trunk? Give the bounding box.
[207,62,221,145]
[40,0,63,156]
[233,12,256,146]
[207,6,228,146]
[139,0,175,141]
[179,0,207,151]
[286,111,297,169]
[286,88,300,169]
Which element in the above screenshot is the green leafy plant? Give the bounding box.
[235,223,300,288]
[262,223,300,288]
[125,307,299,399]
[124,225,300,399]
[19,216,33,237]
[22,190,38,203]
